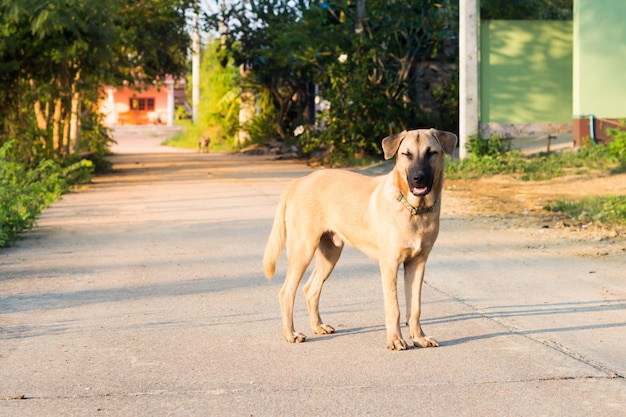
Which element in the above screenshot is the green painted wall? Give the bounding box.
[573,0,626,118]
[480,20,573,124]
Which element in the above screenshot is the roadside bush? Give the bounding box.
[466,133,511,157]
[446,132,626,181]
[0,141,93,248]
[242,89,280,145]
[606,127,626,172]
[75,111,115,173]
[61,159,95,186]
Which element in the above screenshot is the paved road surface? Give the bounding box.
[1,127,625,416]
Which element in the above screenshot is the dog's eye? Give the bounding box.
[425,148,438,158]
[401,151,413,160]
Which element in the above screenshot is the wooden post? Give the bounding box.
[459,0,479,159]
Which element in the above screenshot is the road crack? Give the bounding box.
[426,282,625,381]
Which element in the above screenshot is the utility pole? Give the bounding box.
[355,0,366,34]
[219,0,227,49]
[459,0,479,159]
[192,5,200,124]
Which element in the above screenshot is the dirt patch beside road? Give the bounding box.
[443,172,626,262]
[447,172,626,217]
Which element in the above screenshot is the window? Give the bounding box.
[129,97,155,111]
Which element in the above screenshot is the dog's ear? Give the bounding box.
[431,129,458,156]
[381,130,407,160]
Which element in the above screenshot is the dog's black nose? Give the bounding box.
[413,172,426,183]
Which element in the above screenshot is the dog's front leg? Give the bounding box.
[379,262,408,350]
[404,257,439,348]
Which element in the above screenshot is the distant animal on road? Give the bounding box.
[263,128,457,350]
[198,135,210,153]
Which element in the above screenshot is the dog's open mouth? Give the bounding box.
[411,186,430,196]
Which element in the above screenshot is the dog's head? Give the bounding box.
[381,129,457,206]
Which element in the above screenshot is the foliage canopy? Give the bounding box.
[0,0,192,166]
[206,0,459,163]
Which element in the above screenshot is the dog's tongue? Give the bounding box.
[412,187,428,196]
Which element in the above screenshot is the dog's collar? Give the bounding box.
[397,191,435,215]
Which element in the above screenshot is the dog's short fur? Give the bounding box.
[198,135,210,153]
[263,129,457,350]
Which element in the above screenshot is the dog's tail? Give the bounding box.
[263,192,287,281]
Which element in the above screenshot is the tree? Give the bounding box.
[208,0,334,140]
[480,0,573,20]
[112,0,193,84]
[315,0,458,158]
[208,0,459,161]
[0,0,193,165]
[167,39,241,149]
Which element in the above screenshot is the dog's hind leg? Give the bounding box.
[303,232,343,336]
[279,239,317,343]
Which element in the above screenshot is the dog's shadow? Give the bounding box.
[306,323,438,349]
[303,324,385,344]
[302,298,626,348]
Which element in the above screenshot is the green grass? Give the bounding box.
[445,147,621,181]
[446,131,626,181]
[545,195,626,226]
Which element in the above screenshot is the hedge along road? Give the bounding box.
[1,127,625,417]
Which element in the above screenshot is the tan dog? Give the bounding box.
[263,129,457,350]
[198,135,210,153]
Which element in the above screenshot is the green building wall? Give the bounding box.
[573,0,626,118]
[480,20,573,126]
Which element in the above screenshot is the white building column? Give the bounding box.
[166,80,175,127]
[107,87,116,126]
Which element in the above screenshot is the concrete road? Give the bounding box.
[1,128,625,416]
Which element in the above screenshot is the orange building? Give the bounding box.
[99,76,187,126]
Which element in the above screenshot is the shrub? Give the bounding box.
[446,131,626,181]
[466,133,511,157]
[0,141,93,248]
[75,110,115,173]
[606,127,626,172]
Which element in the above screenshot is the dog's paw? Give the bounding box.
[313,324,335,335]
[285,332,307,343]
[387,335,408,351]
[413,336,439,348]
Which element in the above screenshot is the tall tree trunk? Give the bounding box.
[29,79,50,151]
[69,88,80,153]
[63,115,70,155]
[269,84,293,139]
[29,79,47,131]
[52,97,63,154]
[238,90,254,145]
